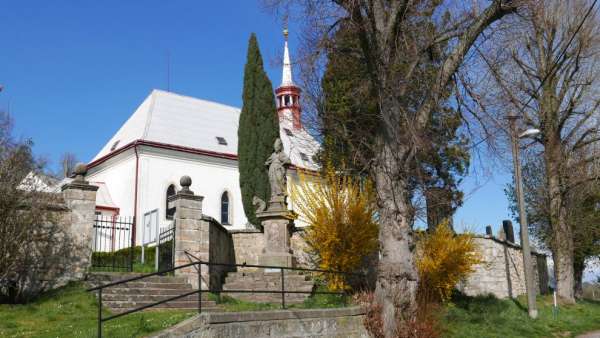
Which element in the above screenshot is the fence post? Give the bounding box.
[61,163,99,278]
[281,268,285,309]
[98,288,103,338]
[198,263,202,314]
[171,176,205,289]
[130,216,135,272]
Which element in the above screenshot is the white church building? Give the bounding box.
[84,34,319,245]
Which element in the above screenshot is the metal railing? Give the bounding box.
[87,253,363,338]
[91,215,135,272]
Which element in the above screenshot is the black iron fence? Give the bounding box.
[87,253,363,338]
[91,215,135,272]
[157,222,176,271]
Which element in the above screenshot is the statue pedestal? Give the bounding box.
[258,206,296,268]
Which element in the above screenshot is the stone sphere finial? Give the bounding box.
[180,175,193,194]
[73,163,87,182]
[180,175,192,188]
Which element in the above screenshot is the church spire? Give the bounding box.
[281,28,294,86]
[275,27,302,129]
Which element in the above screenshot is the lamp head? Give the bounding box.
[519,128,540,138]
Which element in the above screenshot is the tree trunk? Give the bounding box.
[574,258,585,300]
[546,154,575,303]
[373,144,418,337]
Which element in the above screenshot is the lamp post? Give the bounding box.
[507,113,539,319]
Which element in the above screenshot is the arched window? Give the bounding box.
[221,191,230,225]
[166,184,176,220]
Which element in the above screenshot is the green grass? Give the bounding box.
[0,283,193,338]
[444,292,600,338]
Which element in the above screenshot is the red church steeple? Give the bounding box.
[275,28,302,129]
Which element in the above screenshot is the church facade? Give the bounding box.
[84,34,319,245]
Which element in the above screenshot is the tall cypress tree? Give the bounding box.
[238,34,279,226]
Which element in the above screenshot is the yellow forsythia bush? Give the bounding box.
[291,166,378,290]
[416,222,482,302]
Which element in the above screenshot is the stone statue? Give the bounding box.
[252,196,267,214]
[265,138,291,201]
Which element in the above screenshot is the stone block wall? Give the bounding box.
[230,228,313,269]
[150,306,368,338]
[231,229,264,270]
[458,236,549,299]
[207,216,235,291]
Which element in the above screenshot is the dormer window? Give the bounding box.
[300,152,309,162]
[110,140,120,151]
[216,137,227,145]
[283,128,293,137]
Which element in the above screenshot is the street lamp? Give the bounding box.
[507,114,539,319]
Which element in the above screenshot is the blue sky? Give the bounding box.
[0,1,513,234]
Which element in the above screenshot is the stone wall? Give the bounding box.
[458,236,549,299]
[230,229,264,269]
[150,307,368,338]
[207,216,235,291]
[230,228,314,269]
[290,229,313,268]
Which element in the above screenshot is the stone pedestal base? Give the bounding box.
[259,252,294,268]
[257,207,296,268]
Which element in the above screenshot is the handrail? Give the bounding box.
[88,253,362,338]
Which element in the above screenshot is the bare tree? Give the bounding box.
[59,152,78,178]
[266,0,519,334]
[472,0,600,303]
[0,113,72,303]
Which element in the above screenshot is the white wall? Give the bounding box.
[87,145,318,246]
[86,151,137,217]
[136,148,247,245]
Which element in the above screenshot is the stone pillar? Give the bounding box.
[258,208,296,268]
[171,176,207,288]
[502,220,515,243]
[60,163,99,279]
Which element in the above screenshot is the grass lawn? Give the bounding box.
[0,283,194,338]
[444,293,600,338]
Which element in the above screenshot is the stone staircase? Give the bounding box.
[222,270,315,304]
[88,273,218,313]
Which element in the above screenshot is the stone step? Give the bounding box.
[223,293,307,304]
[225,271,311,278]
[90,273,188,284]
[224,275,310,284]
[110,305,221,314]
[223,281,314,290]
[100,282,193,290]
[104,300,217,309]
[102,287,201,296]
[102,293,211,303]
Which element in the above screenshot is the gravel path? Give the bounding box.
[577,331,600,338]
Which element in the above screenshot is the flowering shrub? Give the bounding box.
[416,221,482,302]
[291,165,378,290]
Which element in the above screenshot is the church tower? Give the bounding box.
[275,29,302,130]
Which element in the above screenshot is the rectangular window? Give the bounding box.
[216,137,227,145]
[283,128,293,136]
[300,152,309,162]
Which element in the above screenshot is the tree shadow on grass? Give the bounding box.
[450,291,511,323]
